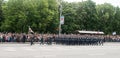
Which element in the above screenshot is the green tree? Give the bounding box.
[114,7,120,34]
[1,0,120,34]
[61,2,79,33]
[1,0,27,32]
[1,0,59,33]
[76,0,98,31]
[0,0,4,31]
[96,3,115,34]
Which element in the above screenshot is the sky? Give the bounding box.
[64,0,120,7]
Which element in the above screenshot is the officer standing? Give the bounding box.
[30,34,35,46]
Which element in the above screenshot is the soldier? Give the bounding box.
[0,33,3,42]
[22,33,27,43]
[40,35,44,45]
[30,34,34,45]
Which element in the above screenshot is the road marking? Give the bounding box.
[4,47,16,52]
[88,53,106,56]
[23,48,36,51]
[5,49,16,52]
[34,55,56,58]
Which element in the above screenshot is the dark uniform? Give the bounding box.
[30,35,34,45]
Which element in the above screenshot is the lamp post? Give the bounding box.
[59,4,62,36]
[57,0,62,36]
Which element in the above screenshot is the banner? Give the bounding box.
[60,16,64,24]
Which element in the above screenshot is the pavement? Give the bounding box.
[0,42,120,58]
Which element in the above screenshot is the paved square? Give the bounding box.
[0,43,120,58]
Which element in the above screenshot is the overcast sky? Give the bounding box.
[64,0,120,7]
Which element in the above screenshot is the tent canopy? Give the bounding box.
[76,30,104,35]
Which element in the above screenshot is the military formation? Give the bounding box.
[54,36,104,45]
[37,34,105,45]
[1,33,120,46]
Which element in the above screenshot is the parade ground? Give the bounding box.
[0,43,120,58]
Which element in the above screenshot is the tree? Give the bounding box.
[1,0,59,33]
[76,0,98,31]
[114,7,120,34]
[61,2,79,33]
[96,3,115,34]
[0,0,4,31]
[1,0,120,34]
[1,0,27,32]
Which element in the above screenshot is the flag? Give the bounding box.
[28,26,34,34]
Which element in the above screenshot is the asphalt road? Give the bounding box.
[0,43,120,58]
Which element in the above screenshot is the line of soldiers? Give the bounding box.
[36,34,105,46]
[53,37,104,45]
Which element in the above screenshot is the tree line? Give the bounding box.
[0,0,120,34]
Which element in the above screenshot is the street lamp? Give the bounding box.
[59,4,62,36]
[57,0,62,36]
